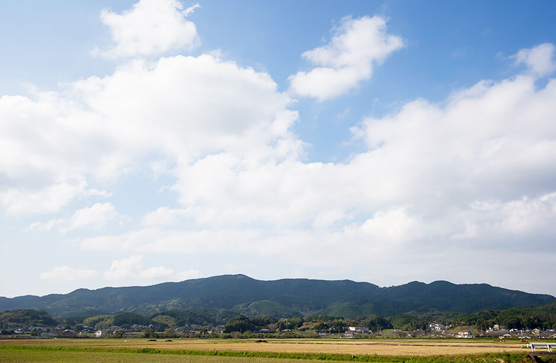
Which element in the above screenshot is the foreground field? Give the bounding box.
[1,338,547,363]
[0,349,333,363]
[0,338,528,356]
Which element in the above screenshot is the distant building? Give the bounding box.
[59,329,77,338]
[457,330,473,338]
[95,330,105,338]
[348,327,370,334]
[486,329,509,337]
[429,323,446,332]
[40,333,58,338]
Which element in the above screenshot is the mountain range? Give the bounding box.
[1,274,553,318]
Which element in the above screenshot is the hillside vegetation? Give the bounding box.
[0,275,553,318]
[2,301,556,333]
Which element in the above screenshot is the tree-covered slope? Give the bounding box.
[0,274,553,318]
[0,309,59,328]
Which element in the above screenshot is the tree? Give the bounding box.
[329,319,347,333]
[277,317,304,331]
[142,328,155,338]
[223,315,255,333]
[361,315,391,331]
[251,316,278,328]
[312,322,329,331]
[112,330,125,338]
[163,328,175,338]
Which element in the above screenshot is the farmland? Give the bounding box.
[0,338,539,363]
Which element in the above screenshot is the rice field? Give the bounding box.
[0,337,528,356]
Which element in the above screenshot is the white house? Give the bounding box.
[348,326,370,334]
[456,330,473,338]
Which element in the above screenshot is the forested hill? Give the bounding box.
[0,274,553,318]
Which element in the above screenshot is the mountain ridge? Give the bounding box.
[1,274,553,318]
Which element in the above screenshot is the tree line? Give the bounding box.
[2,300,555,334]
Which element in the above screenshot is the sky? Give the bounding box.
[1,0,556,299]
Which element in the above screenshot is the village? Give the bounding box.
[3,323,556,341]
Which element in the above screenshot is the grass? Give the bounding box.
[0,348,350,363]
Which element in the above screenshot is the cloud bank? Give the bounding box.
[1,0,555,296]
[288,16,404,101]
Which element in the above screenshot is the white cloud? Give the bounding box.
[2,0,299,218]
[103,255,199,282]
[28,218,64,232]
[359,208,420,243]
[2,1,556,296]
[142,207,188,226]
[61,203,125,233]
[28,203,125,233]
[104,255,144,280]
[0,54,299,216]
[513,43,556,77]
[40,266,98,281]
[288,16,404,101]
[96,0,200,58]
[0,180,108,215]
[77,47,556,292]
[498,193,556,234]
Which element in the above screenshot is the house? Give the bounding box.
[40,333,58,338]
[429,323,446,332]
[457,330,473,338]
[95,330,105,338]
[348,326,370,334]
[59,329,77,338]
[486,329,509,337]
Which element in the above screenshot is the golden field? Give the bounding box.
[0,338,528,356]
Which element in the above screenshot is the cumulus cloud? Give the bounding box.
[29,203,126,233]
[78,47,556,292]
[1,0,298,217]
[0,180,109,215]
[40,266,98,281]
[0,54,299,216]
[142,207,188,226]
[513,43,556,77]
[288,16,404,101]
[103,255,198,281]
[61,203,125,232]
[95,0,200,58]
[104,255,143,280]
[3,0,556,294]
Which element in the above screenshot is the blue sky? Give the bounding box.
[1,0,556,298]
